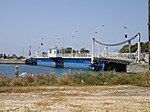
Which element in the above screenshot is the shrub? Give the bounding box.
[56,73,80,85]
[33,73,56,86]
[0,73,11,86]
[12,77,24,86]
[0,71,149,87]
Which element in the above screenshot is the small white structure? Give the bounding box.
[48,48,62,57]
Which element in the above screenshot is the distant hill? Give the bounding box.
[119,41,148,53]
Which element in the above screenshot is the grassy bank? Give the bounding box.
[0,71,150,87]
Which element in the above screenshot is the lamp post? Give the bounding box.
[96,25,104,39]
[95,25,104,56]
[37,38,44,56]
[53,35,57,48]
[72,30,78,56]
[57,38,60,48]
[41,38,44,46]
[124,26,131,54]
[29,46,31,57]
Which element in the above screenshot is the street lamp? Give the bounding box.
[124,26,128,38]
[124,26,131,53]
[29,46,31,57]
[95,25,104,55]
[54,35,57,48]
[41,38,44,46]
[57,38,60,48]
[72,30,78,56]
[95,25,104,36]
[37,38,44,56]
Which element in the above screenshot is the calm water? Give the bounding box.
[0,64,92,77]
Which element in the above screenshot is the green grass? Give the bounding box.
[0,71,150,87]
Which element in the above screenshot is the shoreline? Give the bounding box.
[0,59,25,64]
[0,59,149,73]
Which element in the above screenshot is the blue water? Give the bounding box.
[0,64,92,77]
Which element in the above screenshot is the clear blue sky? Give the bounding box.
[0,0,148,56]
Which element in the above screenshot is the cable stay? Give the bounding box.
[91,33,141,64]
[94,34,138,46]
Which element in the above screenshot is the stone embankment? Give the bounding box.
[0,59,25,64]
[127,63,149,73]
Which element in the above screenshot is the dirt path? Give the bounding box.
[0,85,150,112]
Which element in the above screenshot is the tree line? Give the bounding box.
[62,48,90,53]
[119,41,148,53]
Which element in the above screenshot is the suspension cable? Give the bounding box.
[94,34,138,46]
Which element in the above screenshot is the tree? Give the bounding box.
[63,47,73,53]
[119,44,129,53]
[80,48,90,53]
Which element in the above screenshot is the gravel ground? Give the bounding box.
[0,85,150,112]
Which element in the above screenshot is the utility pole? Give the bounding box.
[148,0,150,70]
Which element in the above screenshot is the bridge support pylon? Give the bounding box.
[137,33,141,62]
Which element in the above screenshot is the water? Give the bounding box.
[0,64,92,77]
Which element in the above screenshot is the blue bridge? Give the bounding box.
[26,33,145,72]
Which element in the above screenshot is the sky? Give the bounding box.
[0,0,148,56]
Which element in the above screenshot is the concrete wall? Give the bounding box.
[127,63,149,73]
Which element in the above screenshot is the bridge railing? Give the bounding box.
[101,52,131,59]
[33,53,91,58]
[94,52,146,62]
[62,53,91,57]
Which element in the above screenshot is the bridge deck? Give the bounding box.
[94,57,132,65]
